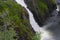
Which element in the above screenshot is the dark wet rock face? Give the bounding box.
[58,11,60,16]
[24,0,57,26]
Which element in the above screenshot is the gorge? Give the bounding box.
[0,0,60,40]
[15,0,60,40]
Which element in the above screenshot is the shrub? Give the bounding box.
[32,33,41,40]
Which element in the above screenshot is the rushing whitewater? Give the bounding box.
[15,0,59,40]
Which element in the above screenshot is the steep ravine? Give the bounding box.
[15,0,57,40]
[0,0,60,40]
[15,0,60,40]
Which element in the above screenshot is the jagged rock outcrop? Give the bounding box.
[0,0,35,40]
[24,0,57,26]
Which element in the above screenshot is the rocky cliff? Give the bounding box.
[24,0,57,26]
[0,0,35,40]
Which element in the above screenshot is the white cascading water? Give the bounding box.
[15,0,59,40]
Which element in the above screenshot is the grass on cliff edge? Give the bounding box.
[0,0,35,40]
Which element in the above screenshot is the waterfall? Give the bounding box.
[15,0,40,33]
[15,0,59,40]
[56,5,60,11]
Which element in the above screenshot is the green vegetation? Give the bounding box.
[35,0,48,16]
[0,0,34,40]
[35,0,55,16]
[50,0,56,3]
[34,0,56,22]
[0,27,16,40]
[32,33,41,40]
